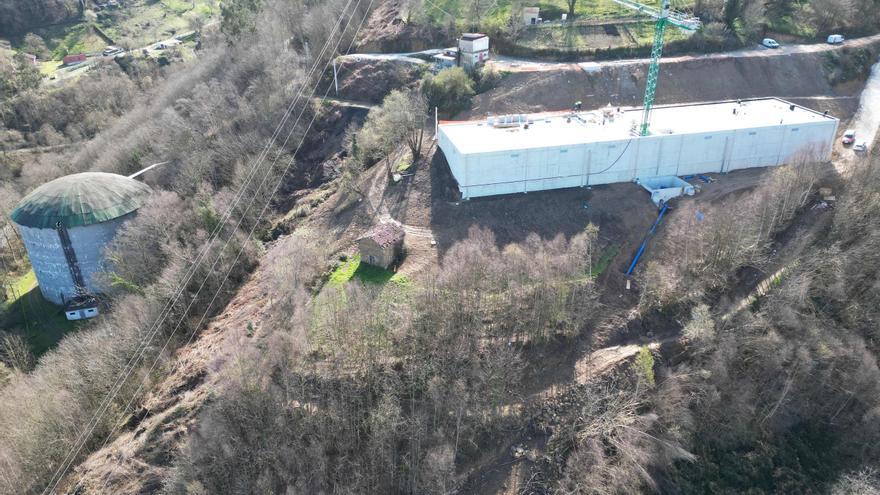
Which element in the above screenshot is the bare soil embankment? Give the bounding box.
[463,48,875,120]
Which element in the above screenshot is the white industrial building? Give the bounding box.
[438,98,838,199]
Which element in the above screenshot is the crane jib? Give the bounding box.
[610,0,701,135]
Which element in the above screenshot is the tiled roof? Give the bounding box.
[359,222,405,248]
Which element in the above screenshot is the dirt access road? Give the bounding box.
[847,61,880,146]
[488,33,880,73]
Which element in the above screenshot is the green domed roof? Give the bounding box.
[10,172,152,229]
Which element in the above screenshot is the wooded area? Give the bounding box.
[0,0,879,493]
[0,0,82,36]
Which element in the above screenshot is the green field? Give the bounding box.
[2,271,81,356]
[329,254,408,287]
[422,0,679,26]
[11,0,218,61]
[33,23,108,59]
[101,0,219,48]
[422,0,694,52]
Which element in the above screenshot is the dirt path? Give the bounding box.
[848,61,880,146]
[359,152,439,276]
[720,264,792,322]
[574,340,664,383]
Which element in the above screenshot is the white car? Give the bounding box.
[762,38,780,49]
[827,34,845,44]
[102,46,123,56]
[853,142,868,153]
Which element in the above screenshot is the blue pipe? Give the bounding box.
[626,203,669,276]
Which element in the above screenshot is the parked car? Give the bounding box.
[762,38,780,49]
[842,129,856,145]
[827,34,845,44]
[853,142,868,153]
[102,46,123,56]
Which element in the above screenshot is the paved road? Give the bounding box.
[339,49,440,64]
[320,96,375,110]
[487,33,880,73]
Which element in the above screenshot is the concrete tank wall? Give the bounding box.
[441,119,837,200]
[18,212,134,305]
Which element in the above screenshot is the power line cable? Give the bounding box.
[41,2,362,492]
[89,1,376,492]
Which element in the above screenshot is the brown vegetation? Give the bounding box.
[0,1,370,493]
[2,1,880,494]
[164,225,603,494]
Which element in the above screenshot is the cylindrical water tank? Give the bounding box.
[10,172,151,305]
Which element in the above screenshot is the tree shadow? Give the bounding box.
[352,262,397,285]
[427,147,655,261]
[1,285,80,357]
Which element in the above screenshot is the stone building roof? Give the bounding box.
[358,222,405,248]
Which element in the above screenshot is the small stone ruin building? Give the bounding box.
[357,222,405,270]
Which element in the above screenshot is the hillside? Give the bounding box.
[1,0,880,494]
[0,0,81,37]
[64,35,880,494]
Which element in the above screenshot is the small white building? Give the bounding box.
[64,295,99,321]
[438,98,838,200]
[458,33,489,71]
[523,7,540,25]
[433,48,458,71]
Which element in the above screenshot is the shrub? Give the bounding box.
[421,67,475,117]
[475,63,502,93]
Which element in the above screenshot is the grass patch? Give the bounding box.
[623,21,691,45]
[424,0,682,26]
[766,15,817,39]
[39,59,64,75]
[93,0,218,48]
[1,271,81,357]
[329,254,408,287]
[591,244,620,278]
[4,270,36,304]
[42,23,107,59]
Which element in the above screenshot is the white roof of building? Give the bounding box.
[440,98,836,154]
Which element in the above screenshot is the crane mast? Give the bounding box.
[611,0,701,136]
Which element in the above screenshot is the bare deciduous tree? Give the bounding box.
[358,88,427,164]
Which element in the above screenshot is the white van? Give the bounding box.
[762,38,780,49]
[827,34,845,44]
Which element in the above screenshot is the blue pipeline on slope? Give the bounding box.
[626,202,669,276]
